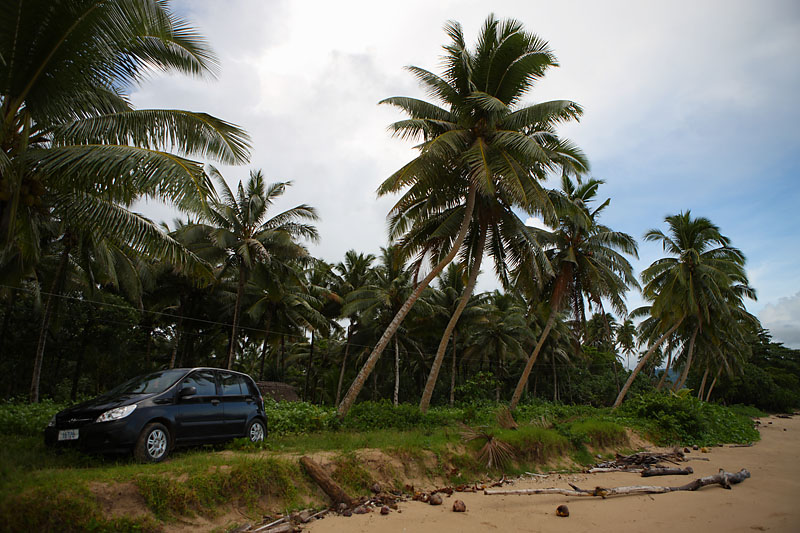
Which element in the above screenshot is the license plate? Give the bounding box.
[58,429,79,441]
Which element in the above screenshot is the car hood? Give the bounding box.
[58,393,150,420]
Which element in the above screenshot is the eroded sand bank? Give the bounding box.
[306,415,800,533]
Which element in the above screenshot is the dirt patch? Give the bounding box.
[89,481,151,520]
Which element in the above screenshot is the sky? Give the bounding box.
[131,0,800,348]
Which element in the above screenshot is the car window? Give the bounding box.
[181,370,217,396]
[220,373,247,396]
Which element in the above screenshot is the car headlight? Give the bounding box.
[47,415,56,428]
[96,405,137,423]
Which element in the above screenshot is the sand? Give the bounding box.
[306,415,800,533]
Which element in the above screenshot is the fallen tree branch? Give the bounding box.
[484,469,750,498]
[641,466,693,477]
[300,456,354,506]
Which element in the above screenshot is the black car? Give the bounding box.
[44,368,267,462]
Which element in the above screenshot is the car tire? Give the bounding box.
[247,419,266,443]
[134,422,171,463]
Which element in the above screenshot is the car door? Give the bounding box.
[173,370,225,442]
[219,372,253,437]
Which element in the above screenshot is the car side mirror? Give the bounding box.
[179,386,197,398]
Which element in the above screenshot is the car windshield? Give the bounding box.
[102,370,187,397]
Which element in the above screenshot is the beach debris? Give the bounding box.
[556,504,570,517]
[693,444,700,450]
[484,468,751,498]
[776,414,792,419]
[300,456,353,506]
[684,447,691,453]
[641,466,693,477]
[589,450,686,473]
[429,493,443,505]
[453,500,467,512]
[380,505,391,515]
[371,482,382,494]
[353,505,370,514]
[729,443,754,448]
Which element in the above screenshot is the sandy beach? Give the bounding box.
[306,415,800,533]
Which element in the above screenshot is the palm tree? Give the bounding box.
[342,246,430,405]
[616,318,637,369]
[338,15,587,417]
[428,263,486,405]
[509,176,638,409]
[195,169,318,369]
[333,250,376,405]
[613,211,753,407]
[1,0,251,401]
[462,291,531,401]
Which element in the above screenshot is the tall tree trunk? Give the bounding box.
[705,367,721,402]
[30,242,71,403]
[227,263,247,369]
[0,290,15,360]
[304,331,314,401]
[393,337,400,406]
[338,184,477,417]
[420,226,485,412]
[259,310,272,380]
[450,330,457,407]
[169,310,183,369]
[335,324,353,406]
[510,311,557,410]
[674,326,699,391]
[613,318,684,408]
[697,366,710,399]
[552,356,558,402]
[280,334,286,379]
[656,346,673,390]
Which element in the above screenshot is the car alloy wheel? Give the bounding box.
[249,420,265,443]
[147,428,168,459]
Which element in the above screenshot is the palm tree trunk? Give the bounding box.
[30,241,71,403]
[420,226,485,412]
[337,184,477,417]
[0,290,16,360]
[258,310,272,380]
[674,326,699,391]
[335,324,353,406]
[509,310,557,410]
[612,318,684,409]
[304,331,314,401]
[450,330,457,407]
[656,346,673,390]
[169,310,184,369]
[697,366,710,399]
[552,356,558,402]
[227,263,247,369]
[393,337,400,406]
[705,367,721,402]
[280,334,286,379]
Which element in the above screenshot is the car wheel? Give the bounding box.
[134,422,170,463]
[247,419,266,443]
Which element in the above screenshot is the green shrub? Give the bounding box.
[496,426,569,463]
[263,400,338,435]
[0,399,68,436]
[558,419,628,448]
[617,392,760,446]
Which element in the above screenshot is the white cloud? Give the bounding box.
[127,0,797,310]
[760,292,800,348]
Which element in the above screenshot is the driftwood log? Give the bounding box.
[484,469,750,498]
[641,466,693,477]
[300,456,354,506]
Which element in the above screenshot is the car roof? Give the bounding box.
[175,367,256,380]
